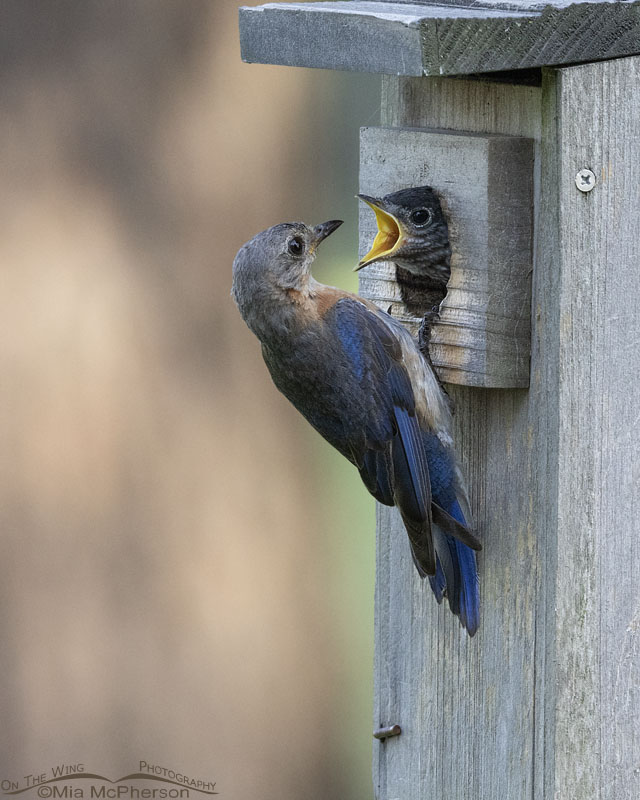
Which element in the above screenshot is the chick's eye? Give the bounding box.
[287,236,305,256]
[410,208,432,227]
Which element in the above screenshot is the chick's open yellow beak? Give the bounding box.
[356,196,403,271]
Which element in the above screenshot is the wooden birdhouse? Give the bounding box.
[239,3,640,798]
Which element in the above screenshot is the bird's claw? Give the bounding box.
[418,307,440,350]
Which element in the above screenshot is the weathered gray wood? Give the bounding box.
[359,126,533,387]
[240,2,429,76]
[346,0,632,8]
[539,57,640,800]
[370,74,542,800]
[369,60,640,800]
[239,1,640,77]
[435,2,640,75]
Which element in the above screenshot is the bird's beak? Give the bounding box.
[313,219,344,247]
[356,194,403,271]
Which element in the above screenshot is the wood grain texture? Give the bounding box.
[239,2,429,76]
[369,75,542,800]
[541,57,640,800]
[433,3,640,75]
[239,1,640,77]
[369,65,640,800]
[359,126,533,387]
[353,0,627,8]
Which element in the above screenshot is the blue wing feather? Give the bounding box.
[288,297,479,633]
[334,310,367,382]
[392,406,430,524]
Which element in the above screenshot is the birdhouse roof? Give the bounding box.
[239,0,640,77]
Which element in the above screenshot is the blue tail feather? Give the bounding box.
[431,498,479,636]
[428,558,446,604]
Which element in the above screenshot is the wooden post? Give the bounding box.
[239,5,640,798]
[372,75,543,800]
[372,61,640,800]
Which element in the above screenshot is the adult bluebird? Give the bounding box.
[232,219,481,635]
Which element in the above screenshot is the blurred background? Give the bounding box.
[0,2,380,798]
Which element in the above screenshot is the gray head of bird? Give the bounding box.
[231,219,343,338]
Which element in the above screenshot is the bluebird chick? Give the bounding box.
[232,219,480,635]
[358,186,451,315]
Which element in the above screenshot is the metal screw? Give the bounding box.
[575,168,596,192]
[373,724,402,740]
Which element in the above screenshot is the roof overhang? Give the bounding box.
[239,1,640,77]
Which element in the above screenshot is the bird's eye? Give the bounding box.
[410,208,432,227]
[287,236,305,256]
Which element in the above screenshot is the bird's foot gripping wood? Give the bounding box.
[417,308,440,353]
[417,309,451,403]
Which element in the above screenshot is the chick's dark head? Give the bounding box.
[357,186,451,284]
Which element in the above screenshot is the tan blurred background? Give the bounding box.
[0,2,380,797]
